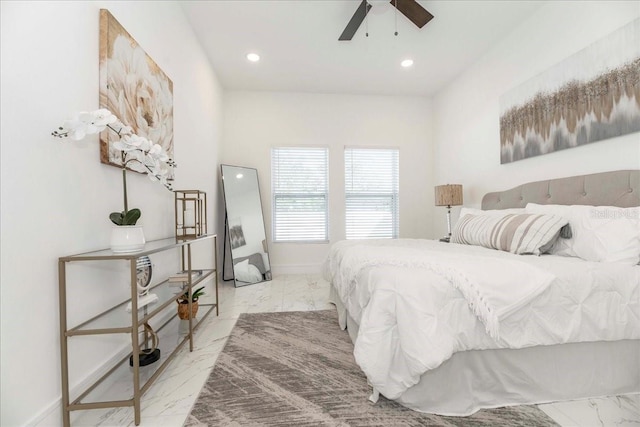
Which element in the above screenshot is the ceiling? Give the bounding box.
[181,1,546,97]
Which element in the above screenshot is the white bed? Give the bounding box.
[324,170,640,416]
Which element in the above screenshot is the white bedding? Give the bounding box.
[323,239,640,401]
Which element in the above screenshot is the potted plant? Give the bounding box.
[176,286,205,320]
[52,109,176,252]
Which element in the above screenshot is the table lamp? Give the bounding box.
[434,184,463,242]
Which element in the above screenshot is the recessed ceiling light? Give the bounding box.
[401,59,414,68]
[236,173,244,179]
[246,53,260,62]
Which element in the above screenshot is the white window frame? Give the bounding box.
[344,147,399,240]
[271,147,329,243]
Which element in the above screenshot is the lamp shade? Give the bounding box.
[434,184,463,207]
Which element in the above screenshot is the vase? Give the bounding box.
[177,300,199,320]
[110,225,146,253]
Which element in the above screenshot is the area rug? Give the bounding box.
[185,310,558,426]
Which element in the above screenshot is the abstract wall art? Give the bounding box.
[99,9,174,176]
[229,217,247,249]
[499,19,640,164]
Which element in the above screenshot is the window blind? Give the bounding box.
[271,147,329,242]
[345,148,399,239]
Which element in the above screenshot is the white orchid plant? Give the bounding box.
[52,109,176,226]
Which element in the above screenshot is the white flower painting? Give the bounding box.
[99,9,174,177]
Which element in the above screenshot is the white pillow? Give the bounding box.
[234,260,263,283]
[247,263,263,279]
[452,212,568,255]
[234,259,249,272]
[525,203,640,265]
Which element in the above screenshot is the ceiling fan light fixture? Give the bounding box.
[339,0,433,41]
[369,2,391,15]
[246,53,260,62]
[401,59,414,68]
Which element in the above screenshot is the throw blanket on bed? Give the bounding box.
[325,239,555,339]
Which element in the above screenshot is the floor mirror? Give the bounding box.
[220,164,272,287]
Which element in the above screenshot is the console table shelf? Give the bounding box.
[58,234,218,426]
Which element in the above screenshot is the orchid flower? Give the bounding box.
[52,109,176,225]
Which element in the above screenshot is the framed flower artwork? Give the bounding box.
[99,9,174,178]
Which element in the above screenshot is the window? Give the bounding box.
[271,147,329,242]
[345,148,399,239]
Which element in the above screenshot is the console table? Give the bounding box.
[58,235,218,426]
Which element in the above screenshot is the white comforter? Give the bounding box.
[324,239,640,400]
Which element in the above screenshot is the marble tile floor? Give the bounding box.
[73,274,639,427]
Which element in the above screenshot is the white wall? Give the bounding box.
[432,1,640,237]
[0,2,223,426]
[222,92,433,273]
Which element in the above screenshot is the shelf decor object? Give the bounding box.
[128,322,160,367]
[434,184,463,243]
[125,256,158,312]
[58,235,218,427]
[176,286,205,320]
[174,190,207,241]
[110,225,147,254]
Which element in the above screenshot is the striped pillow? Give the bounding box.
[451,213,569,255]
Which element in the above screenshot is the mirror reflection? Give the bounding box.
[220,165,271,287]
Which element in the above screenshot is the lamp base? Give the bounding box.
[439,236,450,243]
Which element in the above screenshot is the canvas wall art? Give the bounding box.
[99,9,174,176]
[499,19,640,164]
[229,218,247,249]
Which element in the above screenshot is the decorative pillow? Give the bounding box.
[451,212,569,255]
[235,259,249,272]
[526,203,640,265]
[234,259,263,283]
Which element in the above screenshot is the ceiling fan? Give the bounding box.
[339,0,434,41]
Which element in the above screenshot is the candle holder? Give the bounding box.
[174,190,207,241]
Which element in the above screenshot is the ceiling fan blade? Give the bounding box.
[339,0,373,41]
[390,0,434,29]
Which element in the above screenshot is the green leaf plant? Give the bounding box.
[109,208,142,226]
[178,286,205,303]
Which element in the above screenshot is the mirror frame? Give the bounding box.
[220,164,271,287]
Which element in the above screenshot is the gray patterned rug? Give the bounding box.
[185,310,558,426]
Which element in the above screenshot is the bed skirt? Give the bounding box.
[329,285,640,416]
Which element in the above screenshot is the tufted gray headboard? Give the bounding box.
[482,170,639,210]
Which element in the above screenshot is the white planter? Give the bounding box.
[110,225,146,253]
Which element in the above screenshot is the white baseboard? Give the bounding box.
[271,263,323,275]
[27,394,63,427]
[29,310,176,427]
[28,343,133,427]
